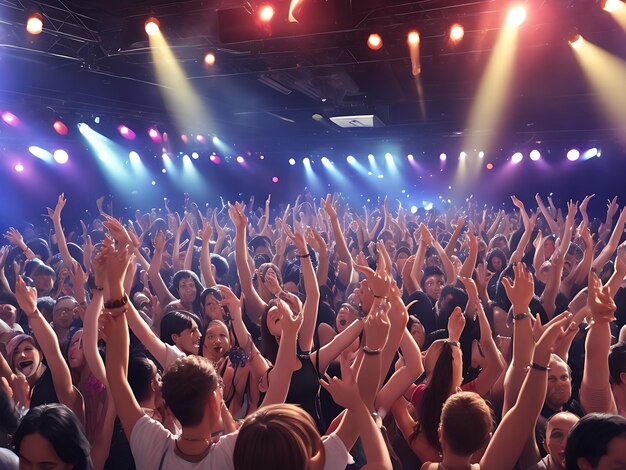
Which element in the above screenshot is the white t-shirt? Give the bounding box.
[163,343,186,371]
[130,415,237,470]
[130,415,351,470]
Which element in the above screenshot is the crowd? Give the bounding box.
[1,190,626,470]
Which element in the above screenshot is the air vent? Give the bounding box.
[329,114,384,128]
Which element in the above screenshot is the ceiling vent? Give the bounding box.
[329,114,384,128]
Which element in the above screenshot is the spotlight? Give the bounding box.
[145,17,160,36]
[53,149,69,164]
[569,34,583,49]
[530,149,541,161]
[272,176,279,183]
[212,136,220,144]
[321,156,331,166]
[603,0,625,12]
[129,151,140,163]
[506,6,526,27]
[26,12,43,35]
[478,151,485,158]
[303,157,311,165]
[2,112,18,125]
[407,154,414,161]
[450,24,464,41]
[407,31,420,45]
[204,52,216,66]
[29,146,52,161]
[162,168,167,173]
[385,153,393,163]
[237,155,245,163]
[192,152,199,159]
[486,163,494,170]
[289,158,296,165]
[460,151,467,159]
[259,4,275,22]
[511,152,523,164]
[53,120,68,136]
[583,148,599,160]
[346,155,356,164]
[15,163,24,173]
[440,153,447,161]
[117,124,136,140]
[567,149,580,161]
[410,205,418,214]
[210,154,221,164]
[181,134,189,144]
[368,154,376,164]
[148,128,162,143]
[151,180,156,186]
[367,33,383,50]
[196,135,206,143]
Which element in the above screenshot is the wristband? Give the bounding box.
[363,346,381,355]
[104,294,129,310]
[529,362,550,372]
[513,312,530,321]
[298,253,310,258]
[373,295,387,299]
[446,340,461,348]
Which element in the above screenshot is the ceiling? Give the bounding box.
[0,0,625,153]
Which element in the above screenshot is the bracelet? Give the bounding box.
[363,346,381,355]
[298,253,310,258]
[446,340,461,348]
[529,362,550,372]
[104,294,129,310]
[373,295,387,299]
[513,312,530,321]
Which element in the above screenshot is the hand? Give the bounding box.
[501,262,535,312]
[153,230,165,253]
[213,210,225,239]
[418,223,433,246]
[321,194,338,220]
[580,194,594,213]
[263,268,282,296]
[447,306,466,342]
[587,271,616,323]
[227,202,248,232]
[0,246,8,268]
[199,219,213,243]
[280,219,307,254]
[100,243,133,294]
[319,355,360,410]
[606,197,619,220]
[3,227,25,249]
[364,297,391,350]
[71,260,87,288]
[15,276,38,317]
[475,261,494,290]
[102,215,133,247]
[217,285,242,319]
[566,200,578,221]
[353,241,391,298]
[533,230,543,250]
[511,195,525,211]
[46,193,66,222]
[388,280,409,328]
[305,227,326,254]
[277,298,303,338]
[458,275,480,311]
[533,313,575,365]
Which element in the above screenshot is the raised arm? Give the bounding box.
[593,206,626,271]
[15,277,84,422]
[444,216,465,258]
[322,194,353,288]
[458,230,479,280]
[199,218,217,288]
[306,227,329,288]
[410,223,432,293]
[47,194,76,268]
[580,272,618,414]
[146,231,176,307]
[509,196,536,265]
[82,290,107,386]
[535,193,560,235]
[3,228,36,261]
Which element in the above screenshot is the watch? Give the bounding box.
[513,312,530,321]
[104,294,129,310]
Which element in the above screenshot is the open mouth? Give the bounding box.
[18,360,35,375]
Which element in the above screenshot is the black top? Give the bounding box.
[30,366,59,408]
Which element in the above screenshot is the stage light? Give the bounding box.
[407,154,414,161]
[440,153,447,161]
[148,128,162,143]
[486,163,494,170]
[530,149,541,161]
[450,24,464,41]
[507,6,526,27]
[259,4,275,22]
[272,176,279,183]
[204,52,216,66]
[567,149,580,161]
[117,124,136,140]
[181,134,189,143]
[385,153,393,163]
[15,163,24,173]
[603,0,625,12]
[569,34,583,49]
[29,146,52,161]
[237,156,245,164]
[423,202,434,211]
[162,153,169,160]
[145,17,160,36]
[367,33,383,50]
[410,205,418,214]
[162,169,167,174]
[478,151,485,158]
[303,157,311,165]
[321,156,331,167]
[192,152,199,159]
[212,136,220,144]
[289,158,296,165]
[2,112,18,125]
[511,152,523,164]
[407,31,420,45]
[53,120,68,136]
[196,135,206,143]
[183,154,192,164]
[368,154,376,164]
[151,180,156,186]
[26,13,43,35]
[53,149,69,164]
[583,147,599,159]
[377,174,384,179]
[129,151,140,163]
[459,151,467,159]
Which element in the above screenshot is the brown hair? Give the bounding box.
[161,355,219,427]
[440,392,494,456]
[234,404,322,470]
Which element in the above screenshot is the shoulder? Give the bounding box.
[163,343,186,370]
[322,433,351,470]
[130,414,173,468]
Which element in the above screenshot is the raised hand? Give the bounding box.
[153,230,165,253]
[15,276,37,317]
[606,196,618,220]
[102,214,133,247]
[353,241,391,298]
[217,285,242,318]
[199,218,213,243]
[319,355,359,410]
[228,202,248,232]
[447,306,466,342]
[280,219,307,254]
[501,263,535,312]
[587,272,617,323]
[46,193,66,222]
[321,194,338,220]
[277,297,303,338]
[580,194,594,213]
[3,227,25,248]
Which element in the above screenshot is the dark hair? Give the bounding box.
[0,385,19,435]
[609,341,626,385]
[26,238,51,262]
[260,299,280,363]
[210,254,229,280]
[24,258,45,278]
[14,404,92,470]
[198,319,231,361]
[161,355,219,427]
[36,296,56,323]
[169,270,203,314]
[421,266,445,291]
[565,413,626,470]
[486,248,507,273]
[32,263,56,279]
[412,341,455,451]
[440,392,494,456]
[436,285,468,330]
[160,310,201,346]
[128,355,157,403]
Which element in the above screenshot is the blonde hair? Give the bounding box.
[234,404,322,470]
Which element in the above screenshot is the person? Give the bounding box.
[13,403,92,470]
[564,413,626,470]
[526,411,580,470]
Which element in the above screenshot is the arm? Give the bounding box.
[532,231,545,274]
[458,230,478,280]
[15,277,84,421]
[171,217,185,272]
[322,195,353,288]
[535,194,560,235]
[306,227,329,288]
[433,238,457,286]
[199,220,217,288]
[3,228,37,261]
[541,250,565,320]
[82,291,107,386]
[509,196,536,265]
[47,194,76,268]
[146,231,176,307]
[410,224,432,293]
[445,217,465,258]
[487,210,504,240]
[593,207,626,271]
[562,227,594,293]
[315,318,364,374]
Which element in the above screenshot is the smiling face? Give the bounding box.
[68,330,85,370]
[544,412,579,469]
[13,340,42,378]
[53,298,77,329]
[177,277,197,306]
[203,294,225,322]
[202,322,231,363]
[173,321,201,355]
[0,303,17,325]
